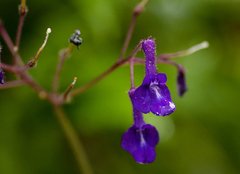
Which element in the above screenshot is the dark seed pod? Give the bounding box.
[69,30,82,49]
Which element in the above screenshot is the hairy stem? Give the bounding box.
[53,105,93,174]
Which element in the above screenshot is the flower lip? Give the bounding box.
[121,89,160,163]
[121,123,159,164]
[132,73,175,116]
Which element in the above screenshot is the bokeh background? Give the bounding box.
[1,0,240,173]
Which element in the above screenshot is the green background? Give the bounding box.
[1,0,240,173]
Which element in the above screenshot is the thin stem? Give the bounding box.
[14,0,28,65]
[0,80,26,89]
[118,0,149,61]
[71,60,124,97]
[130,58,135,89]
[52,43,74,94]
[18,71,46,95]
[28,28,51,67]
[0,20,15,54]
[118,16,137,61]
[132,57,187,72]
[71,41,142,97]
[63,77,77,102]
[157,41,209,60]
[53,105,93,174]
[0,20,24,66]
[1,63,16,72]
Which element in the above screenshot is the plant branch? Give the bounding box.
[0,20,15,54]
[53,105,93,174]
[0,20,24,66]
[52,43,74,94]
[28,28,51,67]
[71,41,142,97]
[62,77,77,102]
[14,0,28,65]
[157,41,209,60]
[118,0,149,61]
[0,80,26,89]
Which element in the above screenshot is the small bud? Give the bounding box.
[63,77,77,102]
[0,68,4,84]
[177,69,188,97]
[69,30,82,49]
[28,28,51,67]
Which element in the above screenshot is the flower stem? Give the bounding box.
[28,28,52,67]
[0,80,26,89]
[53,104,93,174]
[0,20,24,66]
[52,43,74,94]
[14,0,28,65]
[157,41,209,60]
[117,0,149,61]
[71,60,124,97]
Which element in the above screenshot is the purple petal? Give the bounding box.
[156,73,167,84]
[121,125,140,155]
[0,69,4,84]
[142,124,159,147]
[148,83,175,116]
[177,70,188,97]
[150,100,175,116]
[133,144,156,164]
[121,123,159,164]
[142,74,157,86]
[132,85,151,114]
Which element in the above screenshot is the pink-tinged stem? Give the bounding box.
[0,20,24,66]
[71,41,142,97]
[117,0,149,61]
[0,20,15,54]
[0,80,26,89]
[52,43,74,94]
[14,1,28,65]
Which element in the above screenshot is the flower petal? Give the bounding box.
[150,99,175,116]
[132,85,151,114]
[142,124,159,147]
[147,83,175,116]
[156,73,167,84]
[121,125,140,155]
[133,144,156,164]
[142,74,157,86]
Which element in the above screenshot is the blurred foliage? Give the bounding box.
[1,0,240,173]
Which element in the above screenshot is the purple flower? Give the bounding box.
[177,69,187,97]
[132,39,175,116]
[121,89,159,163]
[0,68,4,84]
